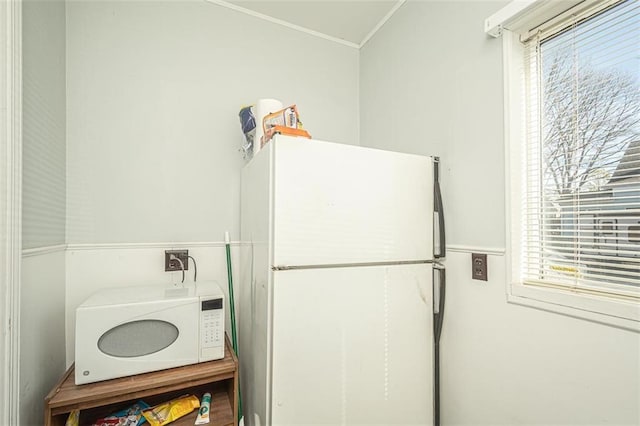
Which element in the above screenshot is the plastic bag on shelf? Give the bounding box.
[238,105,256,160]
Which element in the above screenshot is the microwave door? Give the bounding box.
[76,300,200,384]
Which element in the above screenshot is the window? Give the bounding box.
[497,0,640,328]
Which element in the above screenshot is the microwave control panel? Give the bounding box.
[200,297,224,361]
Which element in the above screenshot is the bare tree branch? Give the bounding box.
[542,52,640,196]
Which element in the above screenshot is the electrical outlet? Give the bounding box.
[471,253,487,281]
[165,250,189,272]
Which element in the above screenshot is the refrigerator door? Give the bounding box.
[272,136,434,267]
[270,264,434,426]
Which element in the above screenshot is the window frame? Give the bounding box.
[502,26,640,332]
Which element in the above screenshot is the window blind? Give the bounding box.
[522,0,640,300]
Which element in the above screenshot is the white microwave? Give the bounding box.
[75,282,225,385]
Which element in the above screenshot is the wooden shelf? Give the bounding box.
[45,337,238,426]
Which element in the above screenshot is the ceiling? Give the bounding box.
[222,1,403,47]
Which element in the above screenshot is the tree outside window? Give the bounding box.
[536,0,640,286]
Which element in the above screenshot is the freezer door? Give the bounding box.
[272,136,434,266]
[270,264,434,426]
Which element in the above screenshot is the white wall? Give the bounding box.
[361,0,505,249]
[20,250,66,426]
[63,1,359,371]
[22,0,66,249]
[360,1,640,425]
[443,251,639,425]
[66,0,359,245]
[64,243,248,366]
[28,1,639,424]
[20,0,67,424]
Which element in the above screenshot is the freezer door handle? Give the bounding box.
[433,160,446,259]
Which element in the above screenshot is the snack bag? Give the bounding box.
[260,105,311,146]
[92,420,121,426]
[261,105,300,134]
[91,400,150,426]
[65,410,80,426]
[141,395,200,426]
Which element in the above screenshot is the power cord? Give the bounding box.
[169,254,197,284]
[188,255,197,282]
[170,254,186,284]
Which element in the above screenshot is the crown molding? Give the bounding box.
[204,0,406,50]
[360,0,406,48]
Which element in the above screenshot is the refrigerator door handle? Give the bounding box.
[433,264,446,336]
[433,264,446,318]
[433,161,446,259]
[433,263,446,426]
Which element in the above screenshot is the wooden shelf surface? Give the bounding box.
[145,387,234,426]
[45,337,238,426]
[74,386,234,426]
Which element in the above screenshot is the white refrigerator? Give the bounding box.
[239,135,446,426]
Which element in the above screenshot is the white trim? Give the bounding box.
[21,241,250,256]
[21,244,67,257]
[508,284,640,331]
[204,0,360,49]
[0,0,7,417]
[446,245,506,256]
[66,241,249,251]
[502,28,640,332]
[359,0,406,48]
[65,243,504,256]
[0,0,22,424]
[503,28,525,308]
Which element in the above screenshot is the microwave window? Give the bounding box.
[98,320,179,358]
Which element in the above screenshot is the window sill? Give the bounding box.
[508,282,640,332]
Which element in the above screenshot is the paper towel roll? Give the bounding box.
[253,98,283,153]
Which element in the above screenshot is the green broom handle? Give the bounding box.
[225,232,243,423]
